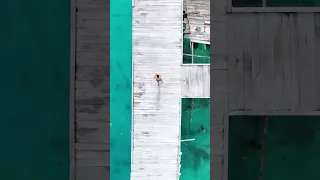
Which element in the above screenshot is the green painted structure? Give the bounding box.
[0,1,70,179]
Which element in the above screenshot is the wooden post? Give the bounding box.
[260,116,269,180]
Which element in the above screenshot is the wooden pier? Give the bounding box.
[131,0,183,179]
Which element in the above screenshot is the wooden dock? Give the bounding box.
[74,0,110,179]
[131,0,183,179]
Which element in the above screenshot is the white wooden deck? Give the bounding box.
[131,0,182,179]
[181,65,210,98]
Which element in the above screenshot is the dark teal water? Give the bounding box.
[110,0,132,179]
[0,1,70,179]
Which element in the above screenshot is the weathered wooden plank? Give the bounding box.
[77,134,109,143]
[210,22,226,54]
[211,0,227,14]
[75,82,108,98]
[71,0,76,179]
[77,19,108,28]
[273,14,283,111]
[76,120,108,128]
[211,114,224,126]
[136,6,181,12]
[75,143,110,151]
[77,43,110,52]
[211,22,227,40]
[298,14,316,110]
[134,0,181,5]
[307,14,316,110]
[76,52,109,66]
[228,15,245,110]
[76,125,108,136]
[211,38,226,54]
[76,97,109,105]
[229,110,320,116]
[75,85,110,99]
[211,92,228,114]
[77,159,109,167]
[76,112,109,122]
[75,174,109,180]
[76,121,109,143]
[77,6,109,13]
[76,81,109,98]
[77,0,109,6]
[186,1,210,18]
[315,14,320,109]
[289,14,300,110]
[211,14,227,22]
[76,151,109,159]
[77,34,109,44]
[76,167,109,175]
[241,15,254,110]
[76,66,109,80]
[181,65,210,97]
[211,111,224,180]
[132,148,178,162]
[211,155,223,178]
[211,70,228,93]
[131,165,177,179]
[281,14,292,111]
[250,15,260,110]
[134,21,182,28]
[76,104,109,114]
[77,26,109,36]
[211,0,227,13]
[258,14,275,111]
[222,113,229,180]
[210,54,227,70]
[211,123,224,137]
[75,129,108,144]
[77,12,108,20]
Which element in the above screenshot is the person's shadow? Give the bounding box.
[155,88,161,110]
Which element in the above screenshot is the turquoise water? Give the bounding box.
[110,0,132,179]
[181,98,210,180]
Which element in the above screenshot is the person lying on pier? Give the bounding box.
[154,74,163,87]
